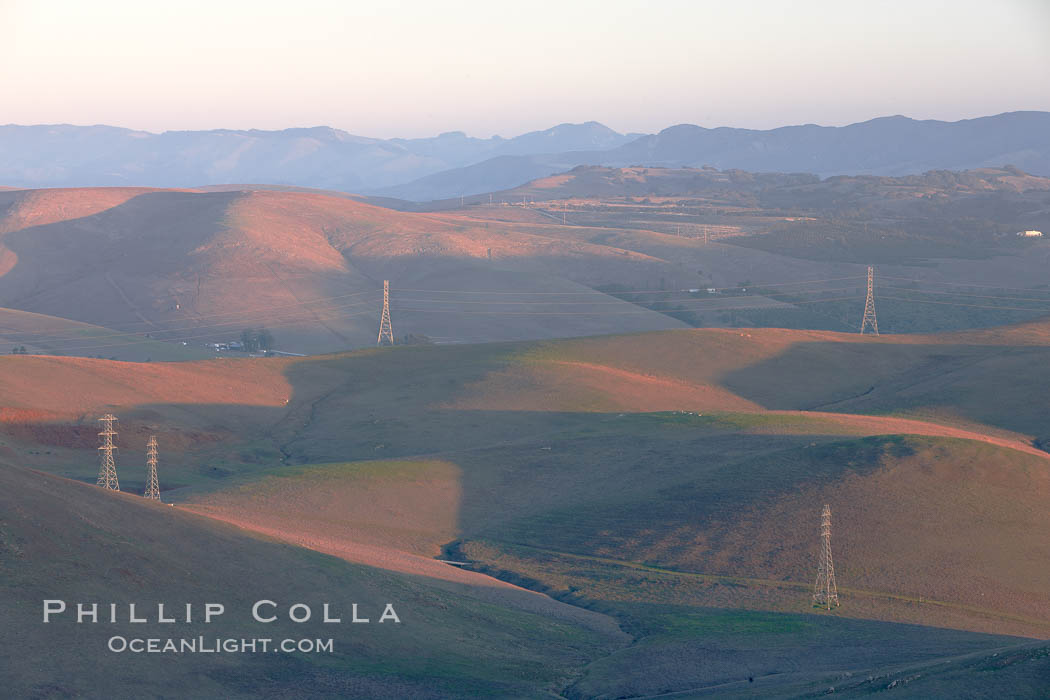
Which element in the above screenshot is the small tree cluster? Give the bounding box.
[239,328,274,352]
[11,346,27,354]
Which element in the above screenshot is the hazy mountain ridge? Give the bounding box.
[0,121,636,192]
[2,112,1048,202]
[389,121,637,161]
[379,111,1050,200]
[614,112,1050,175]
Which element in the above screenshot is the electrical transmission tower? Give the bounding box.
[813,504,840,610]
[377,279,394,346]
[96,414,120,491]
[144,435,161,501]
[860,265,879,335]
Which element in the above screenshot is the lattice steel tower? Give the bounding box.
[860,265,879,335]
[144,435,160,501]
[377,279,394,346]
[96,414,120,491]
[813,504,840,609]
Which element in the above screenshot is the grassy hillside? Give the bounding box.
[0,463,625,698]
[4,323,1049,481]
[0,187,687,356]
[441,326,1050,445]
[484,165,1050,266]
[4,324,1050,695]
[5,437,1045,698]
[0,306,211,361]
[4,322,1049,475]
[439,165,1050,335]
[184,425,1050,634]
[458,433,1050,629]
[4,177,1050,362]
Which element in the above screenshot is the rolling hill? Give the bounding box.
[0,462,625,698]
[438,164,1050,333]
[463,164,1050,262]
[4,165,1049,362]
[0,187,689,356]
[3,322,1050,695]
[485,163,1050,203]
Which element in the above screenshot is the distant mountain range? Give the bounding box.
[2,112,1049,200]
[0,121,636,194]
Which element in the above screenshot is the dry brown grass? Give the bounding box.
[0,355,292,421]
[671,438,1050,632]
[446,327,1050,454]
[0,187,162,234]
[449,359,763,413]
[0,187,687,353]
[185,460,461,557]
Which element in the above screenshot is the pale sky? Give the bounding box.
[3,0,1049,138]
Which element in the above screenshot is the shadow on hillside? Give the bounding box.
[0,188,699,351]
[720,339,1050,440]
[562,605,1038,699]
[6,335,1050,654]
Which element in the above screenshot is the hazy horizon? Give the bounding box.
[4,0,1049,139]
[5,108,1049,142]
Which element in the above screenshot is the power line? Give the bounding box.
[5,295,867,355]
[0,280,861,347]
[393,276,865,295]
[0,277,866,347]
[51,297,864,351]
[878,285,1050,303]
[0,279,871,356]
[879,295,1050,313]
[0,285,865,347]
[389,287,863,306]
[13,270,1049,357]
[878,274,1050,293]
[42,289,1050,355]
[394,296,861,316]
